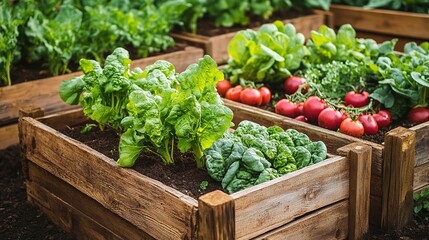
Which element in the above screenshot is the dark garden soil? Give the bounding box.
[1,124,428,239]
[7,44,185,86]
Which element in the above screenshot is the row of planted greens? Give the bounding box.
[220,22,429,138]
[59,50,327,194]
[0,0,189,86]
[0,0,329,87]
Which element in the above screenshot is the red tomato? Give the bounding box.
[372,110,391,128]
[358,114,379,135]
[284,76,308,95]
[240,88,262,106]
[296,102,305,116]
[303,96,328,123]
[408,107,429,124]
[344,91,370,108]
[225,85,243,102]
[216,80,231,97]
[259,87,271,105]
[318,108,343,130]
[339,118,365,137]
[294,115,307,122]
[275,99,298,118]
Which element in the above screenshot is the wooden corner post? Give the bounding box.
[338,142,372,240]
[381,127,416,232]
[18,106,44,180]
[198,190,235,240]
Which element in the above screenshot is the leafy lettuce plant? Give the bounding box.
[60,48,233,168]
[0,0,34,86]
[60,48,133,131]
[25,3,82,76]
[225,21,306,84]
[118,55,234,168]
[370,42,429,119]
[304,24,396,65]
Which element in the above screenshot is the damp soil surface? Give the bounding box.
[1,127,428,239]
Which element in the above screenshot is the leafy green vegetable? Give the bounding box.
[225,21,306,84]
[25,4,83,76]
[0,1,34,86]
[305,24,396,65]
[117,55,233,167]
[60,48,232,168]
[205,120,327,193]
[413,188,429,223]
[370,42,429,118]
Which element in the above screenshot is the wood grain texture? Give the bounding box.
[381,127,416,231]
[26,161,153,240]
[410,121,429,166]
[198,190,235,240]
[253,200,349,240]
[413,161,429,192]
[0,123,19,150]
[172,11,329,64]
[20,117,198,240]
[330,4,429,39]
[231,155,349,239]
[338,143,372,240]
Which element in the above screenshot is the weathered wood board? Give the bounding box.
[20,108,371,239]
[171,11,333,64]
[0,46,204,150]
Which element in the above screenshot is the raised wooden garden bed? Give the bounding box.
[224,99,428,232]
[0,46,203,150]
[19,107,371,240]
[330,4,429,50]
[171,10,333,65]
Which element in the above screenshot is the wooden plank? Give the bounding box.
[253,200,349,240]
[337,143,372,240]
[172,11,328,64]
[25,160,153,239]
[37,107,88,130]
[330,4,429,39]
[231,155,349,239]
[410,121,429,166]
[413,161,429,192]
[381,127,416,231]
[20,117,198,240]
[198,190,235,240]
[224,99,384,177]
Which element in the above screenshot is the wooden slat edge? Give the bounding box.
[381,127,415,231]
[231,155,349,239]
[252,200,349,240]
[410,121,429,166]
[338,143,372,240]
[413,161,429,192]
[20,116,197,239]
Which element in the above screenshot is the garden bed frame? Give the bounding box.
[19,107,371,240]
[171,10,333,64]
[330,4,429,50]
[0,46,203,150]
[224,99,428,232]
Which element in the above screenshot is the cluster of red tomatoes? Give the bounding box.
[277,76,392,137]
[216,76,429,138]
[216,80,272,106]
